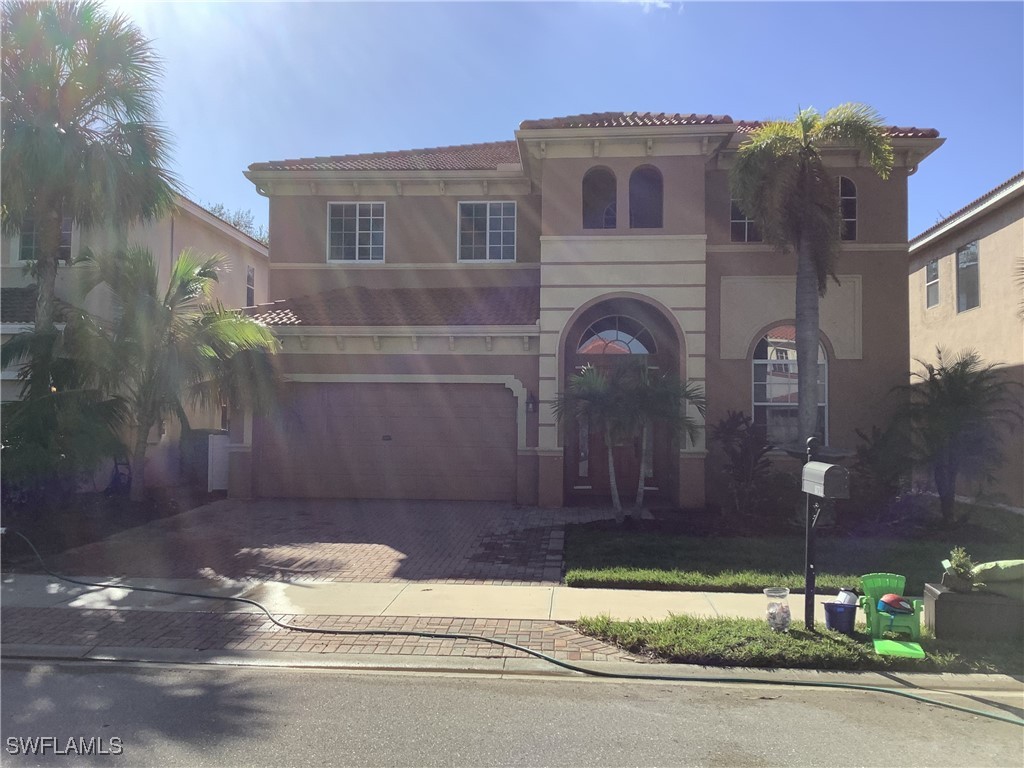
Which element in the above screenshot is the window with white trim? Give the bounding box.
[839,176,857,241]
[956,241,979,312]
[753,325,827,446]
[246,265,256,306]
[328,202,385,262]
[458,201,516,261]
[18,215,73,262]
[925,259,939,308]
[730,199,762,242]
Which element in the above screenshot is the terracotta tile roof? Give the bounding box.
[1,286,38,324]
[247,285,540,327]
[735,120,939,138]
[911,170,1024,245]
[519,112,733,130]
[249,141,520,173]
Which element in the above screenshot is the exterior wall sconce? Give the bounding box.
[526,392,537,414]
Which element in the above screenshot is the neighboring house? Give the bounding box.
[1,195,270,487]
[238,111,942,508]
[908,171,1024,510]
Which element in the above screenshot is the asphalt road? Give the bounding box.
[2,660,1022,767]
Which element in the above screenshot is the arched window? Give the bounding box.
[839,176,856,241]
[577,315,657,356]
[582,168,617,229]
[629,165,663,229]
[752,324,827,445]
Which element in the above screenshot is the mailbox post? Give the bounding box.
[801,439,849,629]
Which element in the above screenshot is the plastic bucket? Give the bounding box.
[823,601,857,635]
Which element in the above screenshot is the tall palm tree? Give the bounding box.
[80,246,279,501]
[731,104,893,448]
[898,349,1022,525]
[1,0,177,393]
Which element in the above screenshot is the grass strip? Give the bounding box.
[564,529,1023,594]
[576,614,1023,674]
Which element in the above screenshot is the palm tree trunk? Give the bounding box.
[129,423,151,503]
[635,420,649,509]
[606,435,622,520]
[30,208,63,400]
[795,234,821,448]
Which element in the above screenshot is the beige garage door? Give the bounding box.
[256,382,516,501]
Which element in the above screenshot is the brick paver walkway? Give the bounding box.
[2,607,638,663]
[37,500,616,585]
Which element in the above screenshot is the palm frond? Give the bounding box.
[815,103,894,178]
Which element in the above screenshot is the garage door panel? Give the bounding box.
[258,382,516,501]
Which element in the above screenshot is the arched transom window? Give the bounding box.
[752,324,828,445]
[578,315,657,355]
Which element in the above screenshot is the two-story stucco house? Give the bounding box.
[1,195,270,486]
[908,171,1024,510]
[237,111,941,508]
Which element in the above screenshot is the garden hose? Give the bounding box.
[6,529,1023,727]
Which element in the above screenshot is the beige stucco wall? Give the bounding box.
[909,190,1024,507]
[267,192,541,299]
[2,203,269,314]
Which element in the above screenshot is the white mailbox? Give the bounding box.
[801,461,849,499]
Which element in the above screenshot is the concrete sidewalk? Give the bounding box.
[1,573,799,623]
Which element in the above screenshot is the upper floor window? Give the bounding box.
[730,199,762,242]
[582,167,616,229]
[459,201,516,261]
[956,241,979,312]
[925,259,939,308]
[18,215,73,262]
[246,265,256,307]
[629,165,662,229]
[839,176,857,241]
[328,202,384,262]
[753,324,827,446]
[577,315,657,355]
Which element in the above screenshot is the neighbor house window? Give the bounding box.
[458,201,516,261]
[839,176,857,241]
[956,242,979,312]
[246,265,255,306]
[629,165,663,228]
[753,325,827,446]
[925,259,939,308]
[582,167,617,229]
[730,199,762,242]
[19,215,73,262]
[328,202,385,262]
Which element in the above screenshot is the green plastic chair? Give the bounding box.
[859,573,923,640]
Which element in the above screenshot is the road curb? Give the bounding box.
[4,643,1022,693]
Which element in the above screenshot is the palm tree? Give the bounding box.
[1,0,177,386]
[627,362,706,509]
[552,364,630,517]
[1,310,127,504]
[80,246,279,501]
[898,349,1022,525]
[731,104,893,448]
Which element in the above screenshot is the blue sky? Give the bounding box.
[112,1,1024,237]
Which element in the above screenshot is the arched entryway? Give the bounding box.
[562,297,682,503]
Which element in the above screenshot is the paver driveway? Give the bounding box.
[40,499,617,585]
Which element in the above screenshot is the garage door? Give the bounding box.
[255,382,517,501]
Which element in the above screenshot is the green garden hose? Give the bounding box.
[7,529,1022,727]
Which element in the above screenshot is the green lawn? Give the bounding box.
[576,614,1022,674]
[564,519,1024,595]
